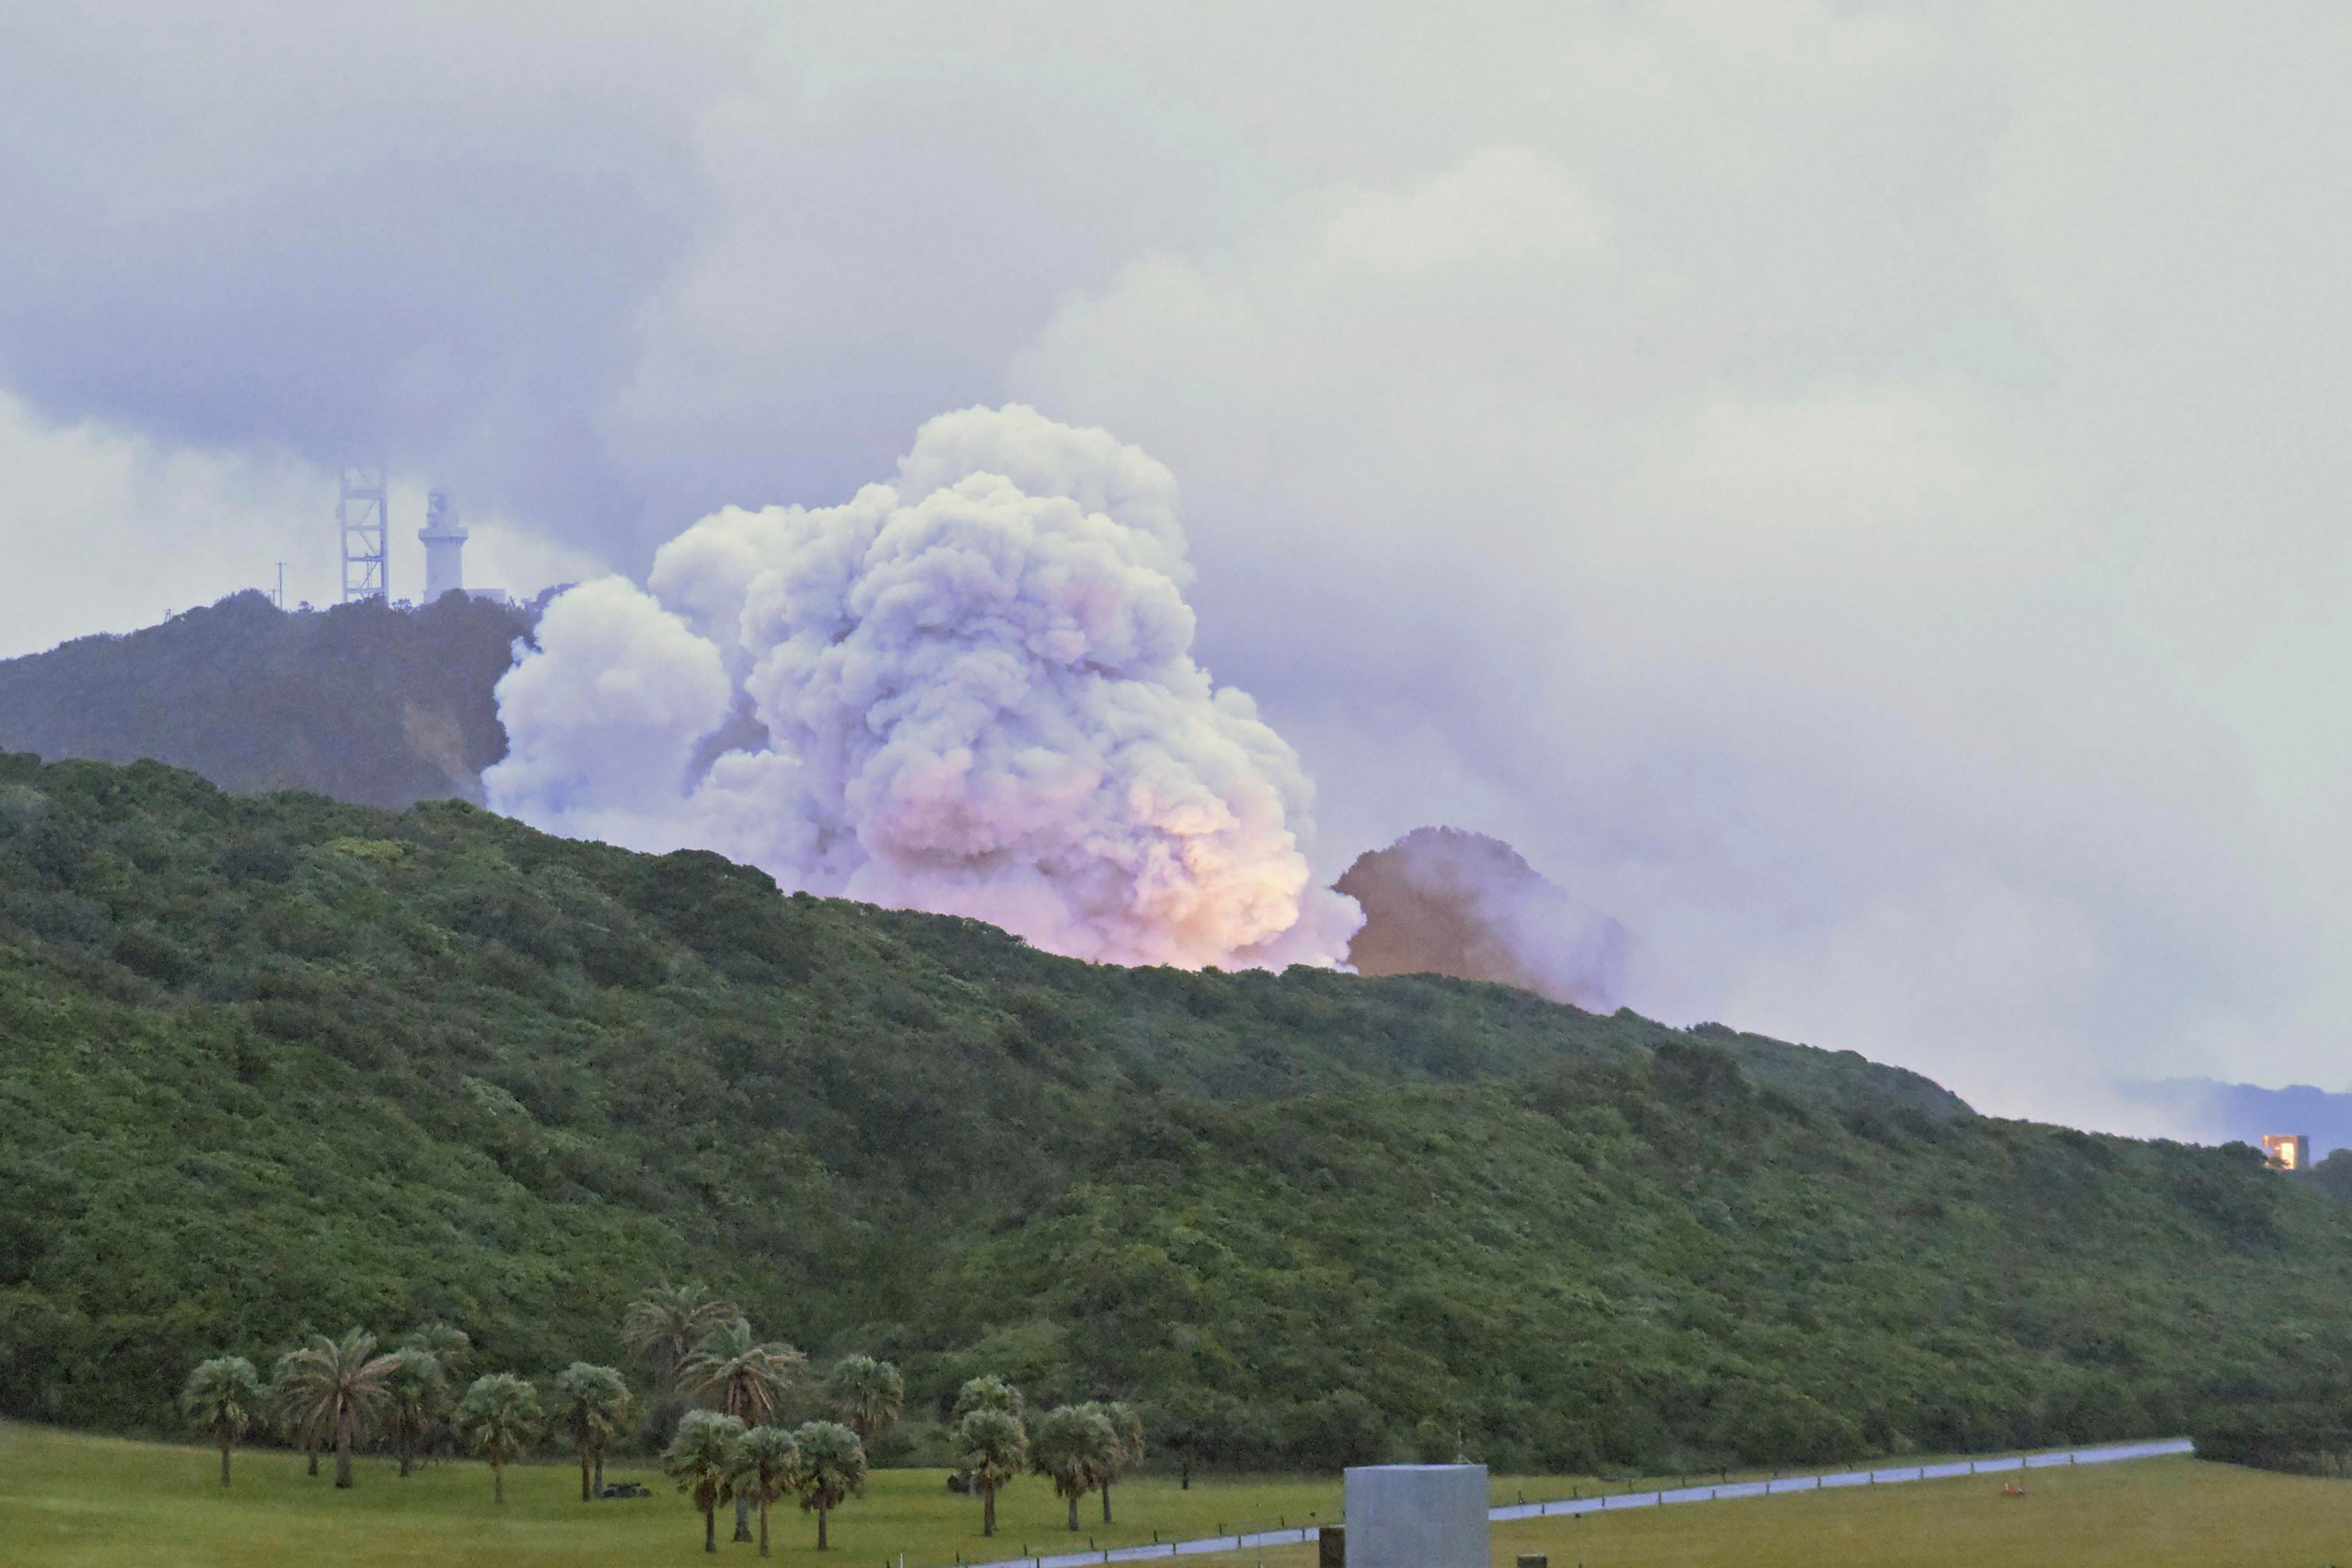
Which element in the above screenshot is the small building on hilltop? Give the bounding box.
[2262,1133,2310,1171]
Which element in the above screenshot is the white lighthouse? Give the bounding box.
[419,489,468,602]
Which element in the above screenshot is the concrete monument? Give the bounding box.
[1342,1465,1490,1568]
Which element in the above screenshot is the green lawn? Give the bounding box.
[1190,1455,2352,1568]
[4,1423,2341,1568]
[0,1422,1345,1568]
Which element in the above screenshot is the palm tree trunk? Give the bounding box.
[704,1503,718,1553]
[398,1433,413,1479]
[1103,1485,1113,1525]
[581,1447,593,1502]
[219,1432,232,1490]
[758,1499,771,1557]
[734,1493,754,1542]
[494,1459,507,1506]
[307,1444,320,1478]
[817,1501,829,1550]
[1179,1462,1190,1491]
[334,1427,355,1489]
[983,1481,997,1537]
[1067,1493,1080,1531]
[595,1452,606,1493]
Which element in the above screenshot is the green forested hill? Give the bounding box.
[0,592,524,808]
[1,754,2346,1472]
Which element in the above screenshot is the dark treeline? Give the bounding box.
[4,755,2351,1475]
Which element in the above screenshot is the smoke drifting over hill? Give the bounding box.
[1338,827,1627,1008]
[487,406,1359,969]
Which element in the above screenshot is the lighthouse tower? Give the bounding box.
[419,489,468,602]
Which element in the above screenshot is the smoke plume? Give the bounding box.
[1336,827,1627,1009]
[486,405,1360,969]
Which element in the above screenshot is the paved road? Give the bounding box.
[956,1437,2196,1568]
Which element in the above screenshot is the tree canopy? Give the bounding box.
[380,1345,450,1478]
[788,1420,867,1550]
[956,1406,1029,1538]
[681,1318,804,1428]
[555,1362,635,1501]
[827,1355,905,1449]
[455,1372,545,1506]
[8,754,2352,1474]
[1031,1404,1118,1530]
[272,1329,398,1489]
[724,1425,799,1558]
[180,1355,263,1490]
[625,1284,739,1397]
[665,1410,748,1555]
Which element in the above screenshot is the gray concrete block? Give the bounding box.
[1343,1465,1489,1568]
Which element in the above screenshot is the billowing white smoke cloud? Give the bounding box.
[486,405,1360,969]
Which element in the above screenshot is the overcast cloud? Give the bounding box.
[3,1,2347,1129]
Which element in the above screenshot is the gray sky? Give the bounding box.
[3,1,2348,1128]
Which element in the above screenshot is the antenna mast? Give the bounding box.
[339,463,389,603]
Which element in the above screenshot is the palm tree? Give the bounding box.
[954,1375,1024,1422]
[1080,1401,1146,1524]
[267,1348,322,1477]
[402,1335,470,1467]
[455,1373,545,1506]
[665,1409,747,1554]
[275,1329,399,1488]
[826,1355,905,1449]
[624,1281,740,1395]
[400,1322,473,1391]
[680,1318,805,1426]
[954,1406,1028,1538]
[1031,1406,1116,1531]
[681,1318,805,1541]
[555,1362,635,1501]
[789,1420,867,1550]
[724,1425,799,1558]
[381,1346,448,1478]
[181,1355,264,1490]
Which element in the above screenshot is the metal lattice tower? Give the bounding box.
[338,463,389,603]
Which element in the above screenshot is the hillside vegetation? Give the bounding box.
[0,592,524,808]
[1,754,2347,1472]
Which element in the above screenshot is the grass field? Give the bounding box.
[2,1423,2342,1568]
[0,1422,1347,1568]
[1186,1455,2352,1568]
